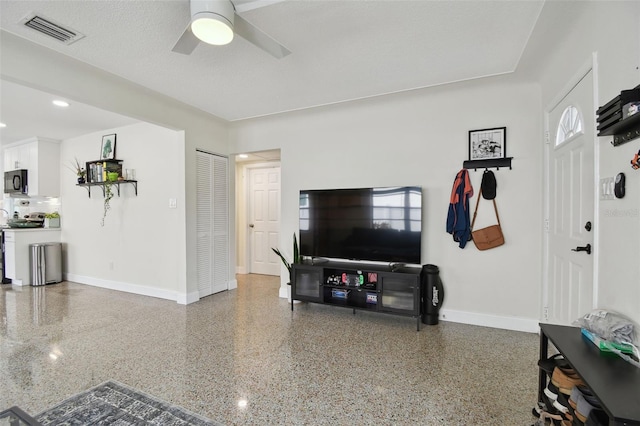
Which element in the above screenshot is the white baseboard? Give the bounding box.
[439,308,539,333]
[65,273,180,303]
[278,285,289,299]
[277,289,537,333]
[228,279,238,290]
[177,290,200,305]
[63,275,537,333]
[65,274,242,306]
[236,266,247,274]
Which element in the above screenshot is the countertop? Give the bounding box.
[0,227,61,232]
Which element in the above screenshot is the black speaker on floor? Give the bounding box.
[421,264,445,325]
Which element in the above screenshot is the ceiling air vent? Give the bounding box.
[22,14,85,45]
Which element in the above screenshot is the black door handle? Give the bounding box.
[572,244,591,255]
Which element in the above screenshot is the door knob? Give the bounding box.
[572,244,591,255]
[249,224,254,228]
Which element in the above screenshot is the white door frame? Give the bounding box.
[242,161,282,274]
[542,52,600,322]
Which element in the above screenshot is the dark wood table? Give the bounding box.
[539,323,640,425]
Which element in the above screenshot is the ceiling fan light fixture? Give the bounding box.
[190,0,235,46]
[191,13,234,45]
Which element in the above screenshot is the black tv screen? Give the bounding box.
[299,186,422,264]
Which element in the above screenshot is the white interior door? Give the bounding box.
[249,166,280,276]
[545,69,595,325]
[196,150,229,297]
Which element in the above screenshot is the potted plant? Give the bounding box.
[44,212,60,228]
[271,233,301,285]
[68,157,86,184]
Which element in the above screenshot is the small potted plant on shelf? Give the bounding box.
[68,158,86,184]
[271,233,301,285]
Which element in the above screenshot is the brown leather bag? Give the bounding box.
[471,187,504,250]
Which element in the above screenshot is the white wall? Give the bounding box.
[4,2,636,333]
[0,31,233,302]
[60,122,184,299]
[230,75,543,332]
[521,1,640,327]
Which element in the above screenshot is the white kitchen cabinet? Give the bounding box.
[3,143,32,171]
[3,137,60,196]
[4,229,61,286]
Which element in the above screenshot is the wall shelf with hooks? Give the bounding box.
[596,86,640,146]
[463,157,513,171]
[77,180,138,198]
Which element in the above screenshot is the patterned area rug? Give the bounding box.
[35,380,222,425]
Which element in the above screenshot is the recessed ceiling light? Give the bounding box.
[238,154,249,159]
[52,100,69,107]
[0,123,6,128]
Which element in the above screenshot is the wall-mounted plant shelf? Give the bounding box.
[77,180,138,198]
[463,157,513,171]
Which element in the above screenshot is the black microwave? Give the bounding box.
[4,169,28,194]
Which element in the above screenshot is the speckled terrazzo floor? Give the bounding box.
[1,274,540,425]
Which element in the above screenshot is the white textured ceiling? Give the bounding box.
[0,80,139,145]
[0,0,544,144]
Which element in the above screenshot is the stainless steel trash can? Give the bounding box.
[30,242,62,286]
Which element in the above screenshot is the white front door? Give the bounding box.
[545,69,595,325]
[249,166,281,276]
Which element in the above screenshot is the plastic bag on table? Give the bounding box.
[574,310,640,368]
[573,309,637,345]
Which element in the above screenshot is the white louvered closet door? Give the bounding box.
[196,151,229,298]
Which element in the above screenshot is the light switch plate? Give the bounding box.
[169,198,177,209]
[600,177,615,200]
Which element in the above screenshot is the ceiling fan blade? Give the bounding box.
[172,24,200,55]
[234,0,286,14]
[233,13,291,59]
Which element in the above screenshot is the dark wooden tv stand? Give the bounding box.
[291,260,422,330]
[538,323,640,425]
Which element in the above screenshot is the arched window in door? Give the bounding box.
[555,105,583,146]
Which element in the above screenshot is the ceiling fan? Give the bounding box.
[172,0,291,59]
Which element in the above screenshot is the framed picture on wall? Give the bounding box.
[468,127,506,161]
[101,134,117,160]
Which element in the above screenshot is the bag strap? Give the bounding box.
[471,187,501,230]
[492,198,501,226]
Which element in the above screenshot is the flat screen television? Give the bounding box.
[299,186,422,264]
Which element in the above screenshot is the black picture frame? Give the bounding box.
[468,127,506,161]
[100,134,117,160]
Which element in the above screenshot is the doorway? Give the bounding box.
[247,165,281,275]
[235,150,282,276]
[543,65,597,325]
